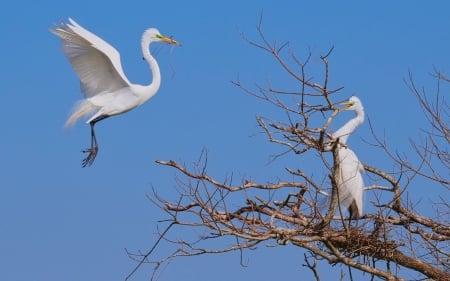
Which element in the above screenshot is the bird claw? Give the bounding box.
[81,146,98,167]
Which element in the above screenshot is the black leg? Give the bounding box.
[81,122,99,167]
[80,115,109,167]
[348,200,360,227]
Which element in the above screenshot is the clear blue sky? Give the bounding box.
[1,1,449,280]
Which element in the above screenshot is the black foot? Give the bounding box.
[81,146,98,167]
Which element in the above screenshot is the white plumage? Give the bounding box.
[332,96,365,219]
[51,18,180,167]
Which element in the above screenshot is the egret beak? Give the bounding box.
[160,35,180,46]
[339,100,355,111]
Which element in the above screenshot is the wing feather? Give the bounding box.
[337,147,364,218]
[51,18,130,97]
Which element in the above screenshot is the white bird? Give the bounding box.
[51,18,180,167]
[332,96,365,219]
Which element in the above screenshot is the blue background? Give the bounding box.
[1,1,448,280]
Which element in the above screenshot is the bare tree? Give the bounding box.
[127,19,449,281]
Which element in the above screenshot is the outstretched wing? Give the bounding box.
[51,18,131,98]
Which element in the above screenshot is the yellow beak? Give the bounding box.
[160,35,180,46]
[339,101,354,111]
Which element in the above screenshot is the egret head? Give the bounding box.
[142,28,180,46]
[340,96,364,112]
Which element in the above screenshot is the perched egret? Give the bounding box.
[51,18,180,167]
[332,96,365,219]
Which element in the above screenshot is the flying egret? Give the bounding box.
[332,96,365,219]
[51,18,180,167]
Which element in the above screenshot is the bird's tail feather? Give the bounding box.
[65,100,97,127]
